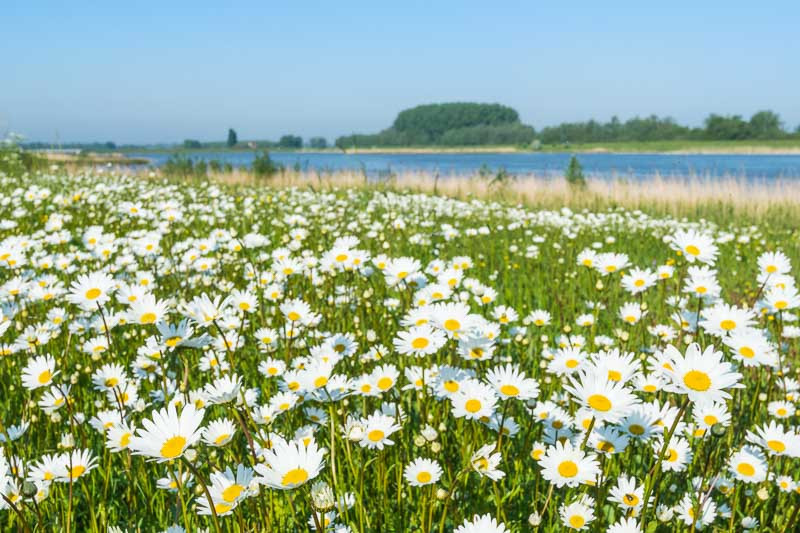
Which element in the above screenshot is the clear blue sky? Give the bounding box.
[3,1,799,144]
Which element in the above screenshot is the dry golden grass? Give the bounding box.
[139,168,800,228]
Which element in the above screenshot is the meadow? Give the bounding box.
[1,166,799,532]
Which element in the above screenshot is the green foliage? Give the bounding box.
[309,137,328,149]
[539,110,793,145]
[1,136,45,176]
[335,102,535,147]
[278,135,303,149]
[183,139,203,149]
[162,154,209,178]
[565,155,586,188]
[251,150,282,178]
[226,128,238,148]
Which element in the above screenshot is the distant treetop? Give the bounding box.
[336,102,535,148]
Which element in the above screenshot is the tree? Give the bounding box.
[227,128,238,148]
[748,111,783,139]
[183,139,202,149]
[309,137,328,149]
[278,135,302,149]
[565,156,586,189]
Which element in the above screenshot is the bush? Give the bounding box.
[565,156,586,189]
[251,151,282,178]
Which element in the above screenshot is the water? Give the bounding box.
[129,151,800,180]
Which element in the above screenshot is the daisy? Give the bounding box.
[67,271,116,310]
[454,514,509,533]
[203,418,237,447]
[607,518,642,533]
[670,230,718,265]
[359,412,402,450]
[539,440,600,488]
[657,436,693,472]
[209,464,254,507]
[471,443,505,481]
[54,449,98,483]
[563,371,639,423]
[559,496,595,530]
[661,343,742,403]
[450,380,498,420]
[724,329,777,367]
[758,250,791,276]
[608,475,645,514]
[106,422,136,453]
[675,493,717,529]
[21,354,58,390]
[403,458,442,486]
[745,421,800,456]
[621,268,657,294]
[485,363,540,401]
[699,303,756,337]
[129,404,206,462]
[254,437,324,490]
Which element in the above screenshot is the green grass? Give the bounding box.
[1,170,799,532]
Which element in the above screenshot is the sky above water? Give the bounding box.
[3,1,799,144]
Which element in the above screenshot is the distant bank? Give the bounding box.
[109,139,800,156]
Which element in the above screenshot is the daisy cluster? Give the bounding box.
[0,172,798,532]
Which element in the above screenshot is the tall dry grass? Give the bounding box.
[137,167,800,228]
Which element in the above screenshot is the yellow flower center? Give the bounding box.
[629,424,645,436]
[558,460,578,478]
[416,471,432,484]
[368,430,385,442]
[166,337,182,348]
[500,384,520,396]
[444,319,460,332]
[38,370,52,384]
[569,515,585,528]
[720,319,736,331]
[465,399,482,413]
[443,381,459,393]
[767,440,786,453]
[566,359,579,369]
[703,415,718,425]
[587,394,612,412]
[608,370,622,381]
[69,465,86,479]
[160,436,187,458]
[281,468,309,486]
[222,484,244,502]
[140,312,157,324]
[214,433,231,445]
[623,494,639,506]
[85,288,102,300]
[683,370,711,391]
[314,376,329,388]
[287,311,300,321]
[377,377,393,390]
[736,462,755,476]
[411,337,429,349]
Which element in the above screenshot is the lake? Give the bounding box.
[129,151,800,180]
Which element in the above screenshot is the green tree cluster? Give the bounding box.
[538,110,790,144]
[335,102,535,148]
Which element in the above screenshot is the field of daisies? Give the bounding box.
[1,170,799,533]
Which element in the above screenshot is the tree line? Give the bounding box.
[537,110,797,144]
